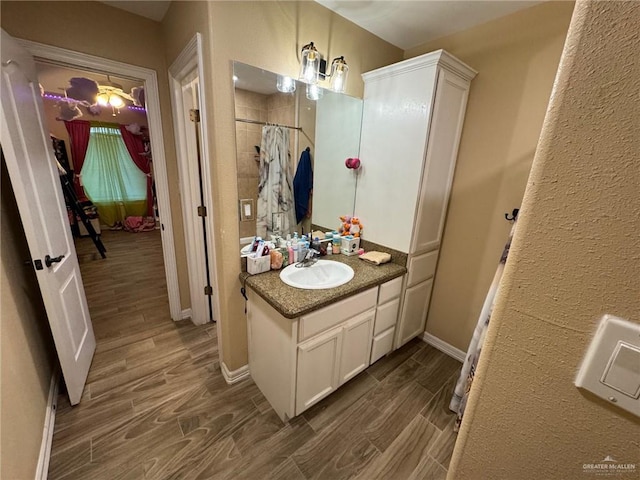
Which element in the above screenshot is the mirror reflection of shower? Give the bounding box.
[232,61,364,257]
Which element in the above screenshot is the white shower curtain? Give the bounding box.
[256,126,296,239]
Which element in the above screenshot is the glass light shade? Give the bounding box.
[96,92,110,107]
[109,94,125,109]
[299,42,320,85]
[276,75,296,93]
[329,57,349,93]
[306,83,324,101]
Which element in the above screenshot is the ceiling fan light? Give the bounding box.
[96,93,110,107]
[109,93,125,109]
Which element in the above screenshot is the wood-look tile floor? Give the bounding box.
[50,229,461,480]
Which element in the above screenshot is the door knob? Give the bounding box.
[45,254,65,268]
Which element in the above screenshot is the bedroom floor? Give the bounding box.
[49,229,462,479]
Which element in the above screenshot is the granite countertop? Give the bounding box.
[240,254,407,319]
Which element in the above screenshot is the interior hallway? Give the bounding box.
[49,229,462,479]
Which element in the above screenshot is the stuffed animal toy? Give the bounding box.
[338,215,363,238]
[338,215,352,236]
[350,217,363,237]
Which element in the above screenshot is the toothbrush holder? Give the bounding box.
[341,236,360,256]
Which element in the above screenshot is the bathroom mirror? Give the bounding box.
[233,61,363,253]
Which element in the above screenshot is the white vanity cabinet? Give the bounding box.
[355,50,477,348]
[247,278,402,422]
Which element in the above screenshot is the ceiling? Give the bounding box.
[99,1,541,51]
[316,1,542,50]
[99,1,171,22]
[36,62,142,97]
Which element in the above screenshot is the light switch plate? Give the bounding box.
[575,315,640,418]
[240,199,254,222]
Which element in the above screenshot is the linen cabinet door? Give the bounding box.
[296,326,342,415]
[397,278,434,347]
[339,310,375,385]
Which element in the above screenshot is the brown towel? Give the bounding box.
[359,251,391,265]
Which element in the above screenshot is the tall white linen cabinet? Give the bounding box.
[355,50,477,349]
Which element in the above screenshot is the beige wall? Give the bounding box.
[450,1,640,478]
[163,0,403,369]
[1,1,191,308]
[1,162,56,480]
[405,2,575,351]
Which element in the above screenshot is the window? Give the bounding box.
[81,126,147,225]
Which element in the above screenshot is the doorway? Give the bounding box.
[169,33,221,343]
[20,38,184,321]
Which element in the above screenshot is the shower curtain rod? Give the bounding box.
[235,117,302,131]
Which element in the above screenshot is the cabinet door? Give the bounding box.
[296,326,342,415]
[339,310,375,385]
[396,278,434,348]
[410,69,471,254]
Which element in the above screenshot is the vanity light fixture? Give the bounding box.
[329,56,349,94]
[276,75,296,93]
[306,83,324,101]
[299,41,349,93]
[299,42,321,85]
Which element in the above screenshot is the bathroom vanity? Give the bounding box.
[242,256,405,421]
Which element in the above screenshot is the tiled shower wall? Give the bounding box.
[234,89,298,240]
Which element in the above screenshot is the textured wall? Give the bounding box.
[1,162,56,480]
[449,1,640,478]
[405,2,575,352]
[163,0,403,369]
[1,0,191,308]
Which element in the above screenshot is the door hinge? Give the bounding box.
[204,285,213,296]
[190,109,200,123]
[197,205,207,217]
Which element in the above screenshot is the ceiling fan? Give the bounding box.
[95,75,135,109]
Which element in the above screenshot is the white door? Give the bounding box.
[179,75,212,324]
[1,29,95,405]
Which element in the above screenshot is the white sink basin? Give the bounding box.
[279,260,354,290]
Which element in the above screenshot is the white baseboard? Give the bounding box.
[421,332,467,363]
[180,308,192,321]
[221,362,250,385]
[36,370,59,480]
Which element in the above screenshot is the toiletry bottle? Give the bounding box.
[292,242,299,263]
[332,237,341,254]
[298,241,308,262]
[286,242,293,265]
[326,240,333,255]
[311,237,320,253]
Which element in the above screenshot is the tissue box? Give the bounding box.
[341,236,360,256]
[247,254,270,274]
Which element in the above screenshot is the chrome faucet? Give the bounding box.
[296,248,320,267]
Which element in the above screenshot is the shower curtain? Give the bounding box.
[256,126,296,239]
[450,219,518,431]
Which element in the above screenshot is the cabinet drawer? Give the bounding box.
[299,288,378,342]
[407,250,438,286]
[370,327,395,364]
[378,276,403,304]
[374,297,400,336]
